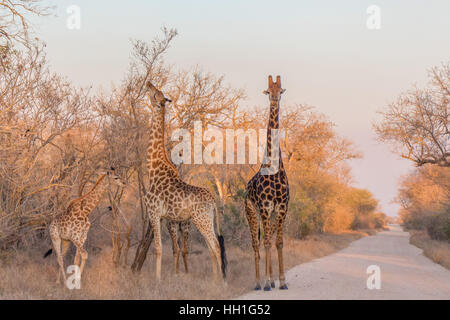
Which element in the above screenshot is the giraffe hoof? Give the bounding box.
[254,284,262,291]
[263,285,271,291]
[280,284,288,290]
[271,281,276,288]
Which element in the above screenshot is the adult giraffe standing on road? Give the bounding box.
[245,75,290,291]
[144,81,226,281]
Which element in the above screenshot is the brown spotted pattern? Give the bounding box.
[48,171,122,285]
[245,75,290,290]
[144,82,223,281]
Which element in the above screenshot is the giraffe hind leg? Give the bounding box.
[192,211,222,282]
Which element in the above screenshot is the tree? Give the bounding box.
[0,44,93,249]
[397,165,450,240]
[374,63,449,167]
[0,0,51,48]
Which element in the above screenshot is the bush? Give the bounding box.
[424,211,450,241]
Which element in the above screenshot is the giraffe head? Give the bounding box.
[104,167,125,187]
[146,81,172,110]
[263,75,286,103]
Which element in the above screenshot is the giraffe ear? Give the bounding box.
[263,90,269,95]
[281,89,286,94]
[146,81,155,90]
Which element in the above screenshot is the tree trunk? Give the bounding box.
[131,221,154,272]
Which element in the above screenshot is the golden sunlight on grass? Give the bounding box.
[0,231,368,299]
[409,230,450,270]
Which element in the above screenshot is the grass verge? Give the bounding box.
[409,230,450,270]
[0,230,370,299]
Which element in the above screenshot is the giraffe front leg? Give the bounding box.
[245,199,261,290]
[181,220,191,273]
[57,239,70,284]
[276,211,288,290]
[150,215,163,280]
[167,220,180,274]
[78,247,88,277]
[50,236,66,285]
[268,231,275,289]
[261,213,273,291]
[74,248,80,266]
[72,227,89,285]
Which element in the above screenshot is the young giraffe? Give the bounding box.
[245,75,289,291]
[144,81,226,281]
[44,169,123,284]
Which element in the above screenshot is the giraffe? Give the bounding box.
[166,219,191,273]
[144,81,226,281]
[43,168,124,285]
[245,75,290,291]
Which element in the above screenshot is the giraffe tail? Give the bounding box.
[214,204,227,279]
[43,248,53,258]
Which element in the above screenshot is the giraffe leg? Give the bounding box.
[192,212,221,282]
[57,239,70,284]
[261,213,273,291]
[51,236,66,285]
[269,217,277,288]
[73,227,89,281]
[275,211,288,289]
[76,246,88,278]
[167,220,180,274]
[149,215,163,280]
[181,220,190,273]
[245,198,261,290]
[74,248,80,266]
[205,238,219,281]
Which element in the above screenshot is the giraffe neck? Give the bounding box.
[266,100,280,159]
[147,106,179,175]
[79,174,108,217]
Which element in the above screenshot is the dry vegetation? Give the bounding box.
[0,2,392,299]
[0,229,369,299]
[376,64,450,270]
[409,230,450,270]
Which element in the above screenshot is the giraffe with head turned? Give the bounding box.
[245,75,290,291]
[44,168,124,285]
[144,81,226,281]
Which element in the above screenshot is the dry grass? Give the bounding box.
[0,230,369,299]
[409,230,450,270]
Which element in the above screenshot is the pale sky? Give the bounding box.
[32,0,450,216]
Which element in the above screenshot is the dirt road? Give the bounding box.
[239,225,450,300]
